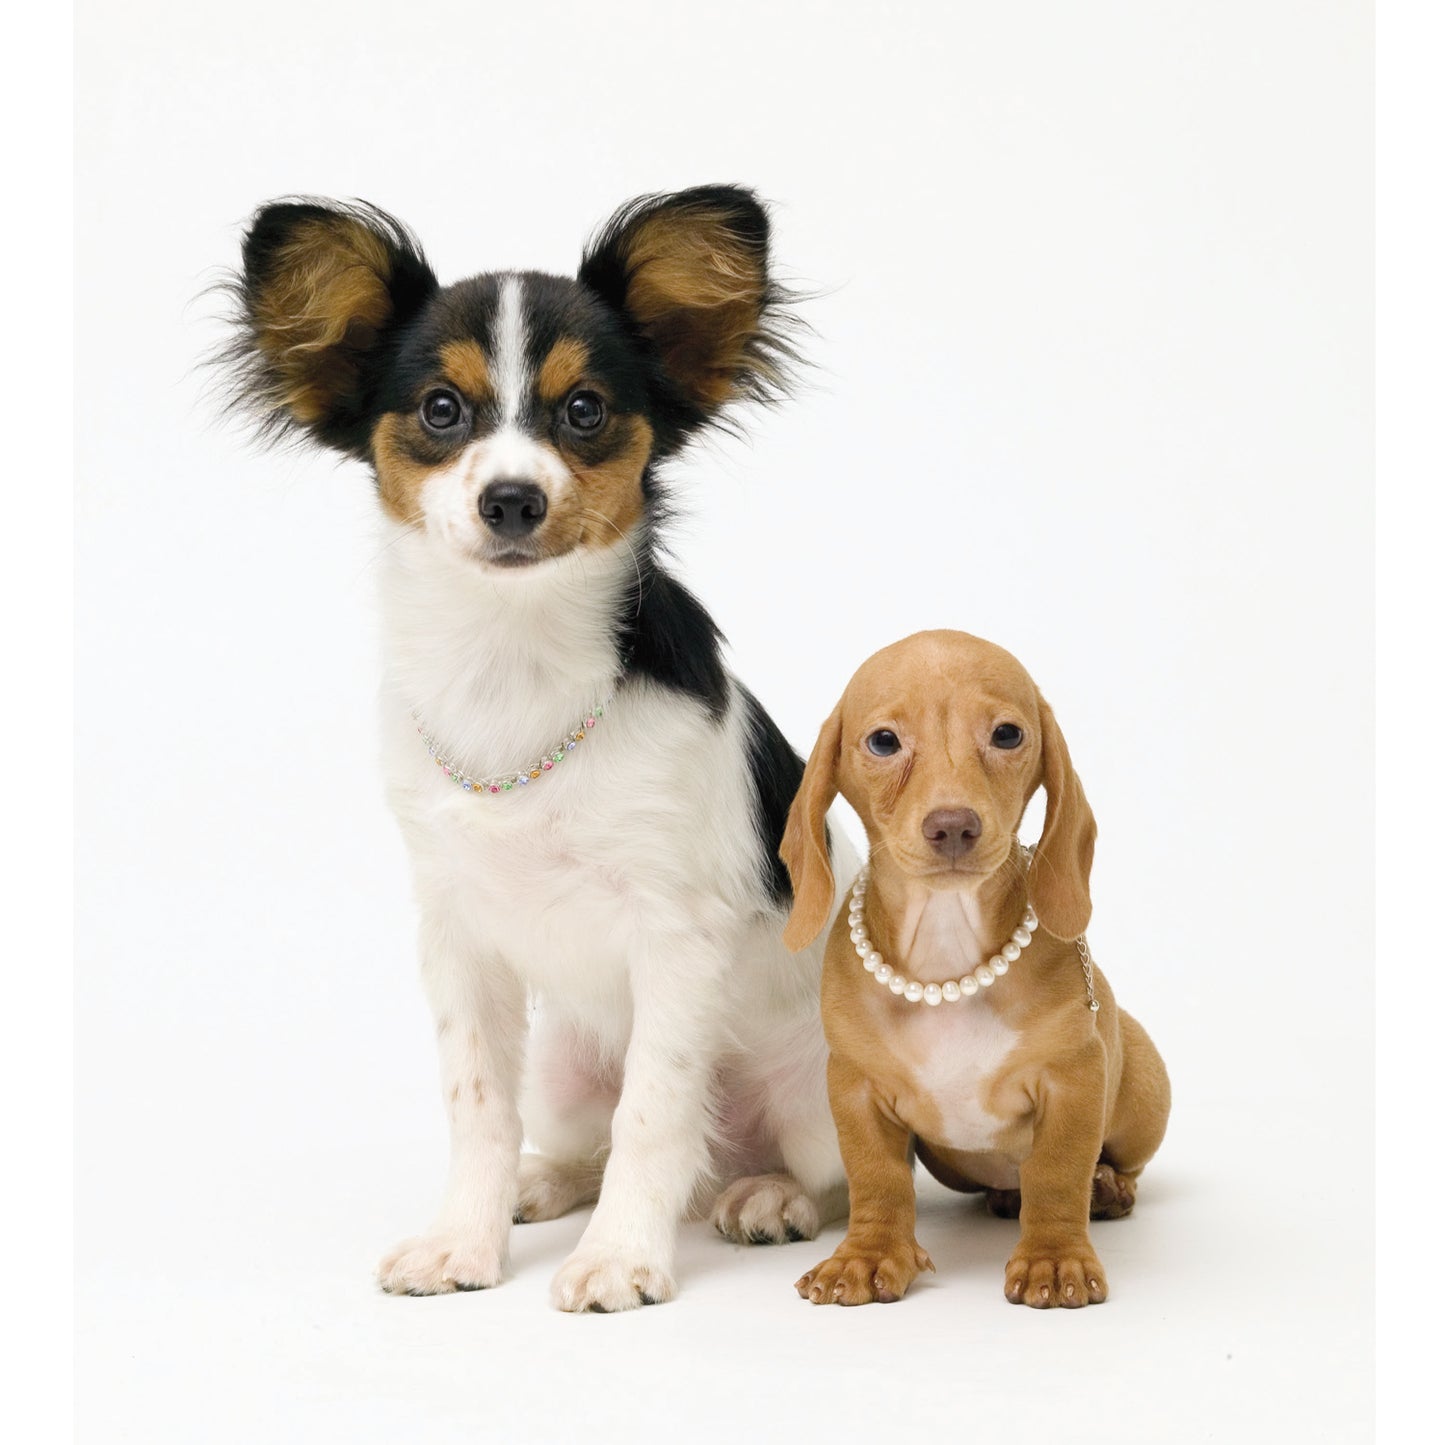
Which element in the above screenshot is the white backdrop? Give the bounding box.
[75,2,1372,1440]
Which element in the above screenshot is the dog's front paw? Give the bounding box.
[711,1173,819,1244]
[1004,1239,1108,1308]
[550,1248,677,1313]
[795,1237,934,1306]
[377,1233,505,1296]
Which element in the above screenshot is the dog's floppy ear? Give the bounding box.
[577,185,797,442]
[780,703,842,953]
[221,199,438,458]
[1028,698,1097,940]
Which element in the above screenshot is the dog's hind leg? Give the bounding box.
[1094,1009,1171,1218]
[711,1031,848,1245]
[515,1011,620,1223]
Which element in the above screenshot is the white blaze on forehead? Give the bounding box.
[492,274,529,425]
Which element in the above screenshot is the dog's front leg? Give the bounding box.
[550,932,722,1312]
[1006,1047,1110,1309]
[378,908,527,1296]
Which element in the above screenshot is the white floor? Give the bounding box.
[77,1085,1370,1444]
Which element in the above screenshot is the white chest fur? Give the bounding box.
[897,1002,1019,1152]
[371,525,817,1056]
[886,888,1021,1152]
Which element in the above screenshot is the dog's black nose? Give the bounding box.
[479,481,548,537]
[922,808,982,858]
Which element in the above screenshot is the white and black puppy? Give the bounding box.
[222,187,850,1311]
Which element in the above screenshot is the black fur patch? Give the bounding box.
[737,684,807,905]
[615,532,730,722]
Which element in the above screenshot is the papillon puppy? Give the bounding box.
[221,186,850,1311]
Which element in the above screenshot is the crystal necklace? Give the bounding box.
[412,696,611,795]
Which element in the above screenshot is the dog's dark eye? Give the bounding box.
[420,390,464,431]
[991,723,1024,749]
[866,730,901,757]
[564,390,606,432]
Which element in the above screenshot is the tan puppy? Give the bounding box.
[781,631,1169,1308]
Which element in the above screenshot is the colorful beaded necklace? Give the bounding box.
[413,697,610,796]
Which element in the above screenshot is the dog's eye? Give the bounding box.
[564,390,606,432]
[991,723,1024,749]
[865,730,901,757]
[420,390,464,431]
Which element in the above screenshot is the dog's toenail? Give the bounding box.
[455,1281,486,1292]
[747,1229,774,1245]
[639,1292,656,1306]
[784,1224,805,1242]
[588,1302,608,1313]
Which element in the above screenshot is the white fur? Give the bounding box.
[492,274,529,425]
[372,523,851,1310]
[878,887,1020,1165]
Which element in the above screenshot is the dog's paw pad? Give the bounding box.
[1089,1163,1137,1220]
[711,1173,820,1245]
[377,1234,505,1296]
[550,1249,676,1313]
[1004,1243,1107,1309]
[794,1238,930,1306]
[513,1153,603,1225]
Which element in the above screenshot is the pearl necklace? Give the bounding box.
[413,697,610,795]
[846,867,1040,1006]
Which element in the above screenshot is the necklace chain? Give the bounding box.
[413,695,612,795]
[848,854,1100,1011]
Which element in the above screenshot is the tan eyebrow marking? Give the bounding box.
[438,338,493,400]
[537,337,592,404]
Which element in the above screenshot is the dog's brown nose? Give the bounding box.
[922,808,982,858]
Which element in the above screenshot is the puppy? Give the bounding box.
[220,186,850,1311]
[780,631,1169,1308]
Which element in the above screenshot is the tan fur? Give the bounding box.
[370,414,430,526]
[439,338,494,401]
[548,416,654,551]
[536,337,591,403]
[784,631,1170,1309]
[611,209,768,411]
[250,214,399,424]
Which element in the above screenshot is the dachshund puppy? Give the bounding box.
[781,631,1169,1308]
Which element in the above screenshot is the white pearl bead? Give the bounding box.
[875,964,893,983]
[1023,909,1038,931]
[904,980,924,1002]
[850,926,866,943]
[991,956,1009,976]
[855,941,870,958]
[1002,941,1021,962]
[923,983,943,1006]
[865,951,882,971]
[960,976,979,996]
[888,975,907,995]
[942,980,962,1002]
[975,965,996,986]
[1012,927,1031,947]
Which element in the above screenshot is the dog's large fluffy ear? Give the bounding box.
[221,199,438,457]
[780,704,842,953]
[1029,699,1097,940]
[577,185,797,444]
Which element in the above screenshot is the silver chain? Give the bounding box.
[1075,934,1101,1013]
[1020,840,1100,1012]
